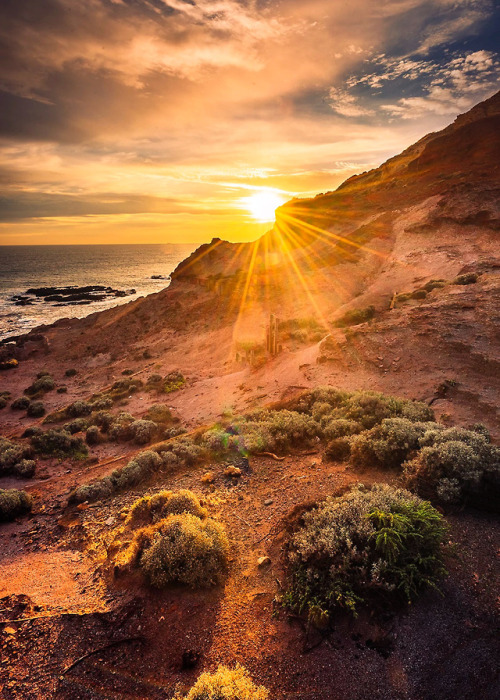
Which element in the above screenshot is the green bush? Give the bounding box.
[126,489,207,528]
[404,426,500,506]
[130,513,229,588]
[27,401,45,418]
[163,370,186,393]
[284,484,447,621]
[0,489,32,521]
[66,400,93,418]
[349,418,435,470]
[64,418,89,434]
[31,429,88,459]
[144,403,173,424]
[85,425,102,446]
[11,396,30,411]
[178,665,269,700]
[323,418,362,440]
[130,419,159,445]
[25,374,55,396]
[69,449,163,503]
[92,410,114,432]
[108,412,135,441]
[0,438,35,478]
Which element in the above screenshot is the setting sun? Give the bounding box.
[243,190,289,222]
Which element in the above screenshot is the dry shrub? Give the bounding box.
[127,489,207,528]
[0,489,32,522]
[178,665,269,700]
[125,513,229,588]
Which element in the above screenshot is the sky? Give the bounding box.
[0,0,499,245]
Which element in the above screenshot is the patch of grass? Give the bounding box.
[283,484,447,622]
[0,489,32,522]
[177,665,269,700]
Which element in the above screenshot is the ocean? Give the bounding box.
[0,244,197,340]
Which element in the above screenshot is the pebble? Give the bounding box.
[257,556,271,567]
[264,499,273,506]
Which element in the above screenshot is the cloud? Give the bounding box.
[0,0,498,243]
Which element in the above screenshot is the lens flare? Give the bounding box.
[242,190,288,222]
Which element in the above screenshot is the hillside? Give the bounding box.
[0,92,499,700]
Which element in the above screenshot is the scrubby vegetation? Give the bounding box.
[27,401,45,418]
[177,665,269,700]
[11,396,31,411]
[25,373,55,397]
[0,488,32,522]
[283,484,448,622]
[115,490,228,589]
[403,425,500,507]
[126,489,208,527]
[162,370,186,393]
[453,272,478,285]
[0,438,36,478]
[128,513,228,588]
[30,429,88,459]
[333,305,375,327]
[0,392,10,410]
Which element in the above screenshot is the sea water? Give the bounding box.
[0,244,196,339]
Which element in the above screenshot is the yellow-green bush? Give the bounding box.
[178,665,269,700]
[128,513,229,588]
[127,489,207,527]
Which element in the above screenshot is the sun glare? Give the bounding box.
[243,190,288,222]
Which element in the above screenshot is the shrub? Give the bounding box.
[90,396,114,410]
[27,401,45,418]
[112,450,163,490]
[235,409,320,453]
[92,410,114,432]
[163,370,186,393]
[127,489,207,528]
[25,374,55,396]
[130,513,229,588]
[108,412,135,441]
[66,400,93,418]
[144,403,173,424]
[325,437,351,462]
[404,427,500,506]
[64,418,89,434]
[108,377,143,401]
[323,418,362,440]
[284,484,447,621]
[0,489,32,522]
[453,273,478,285]
[0,438,35,478]
[65,368,78,377]
[178,665,269,700]
[11,396,31,411]
[130,419,158,445]
[57,386,68,394]
[85,425,102,446]
[22,426,42,439]
[349,418,434,470]
[31,429,88,459]
[410,289,427,299]
[333,305,375,327]
[0,397,7,410]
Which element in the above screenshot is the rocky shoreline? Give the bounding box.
[11,285,136,307]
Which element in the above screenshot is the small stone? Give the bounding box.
[4,627,16,635]
[201,471,215,484]
[257,556,271,567]
[224,466,242,478]
[264,499,273,506]
[105,516,115,526]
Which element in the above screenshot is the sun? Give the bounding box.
[242,190,288,222]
